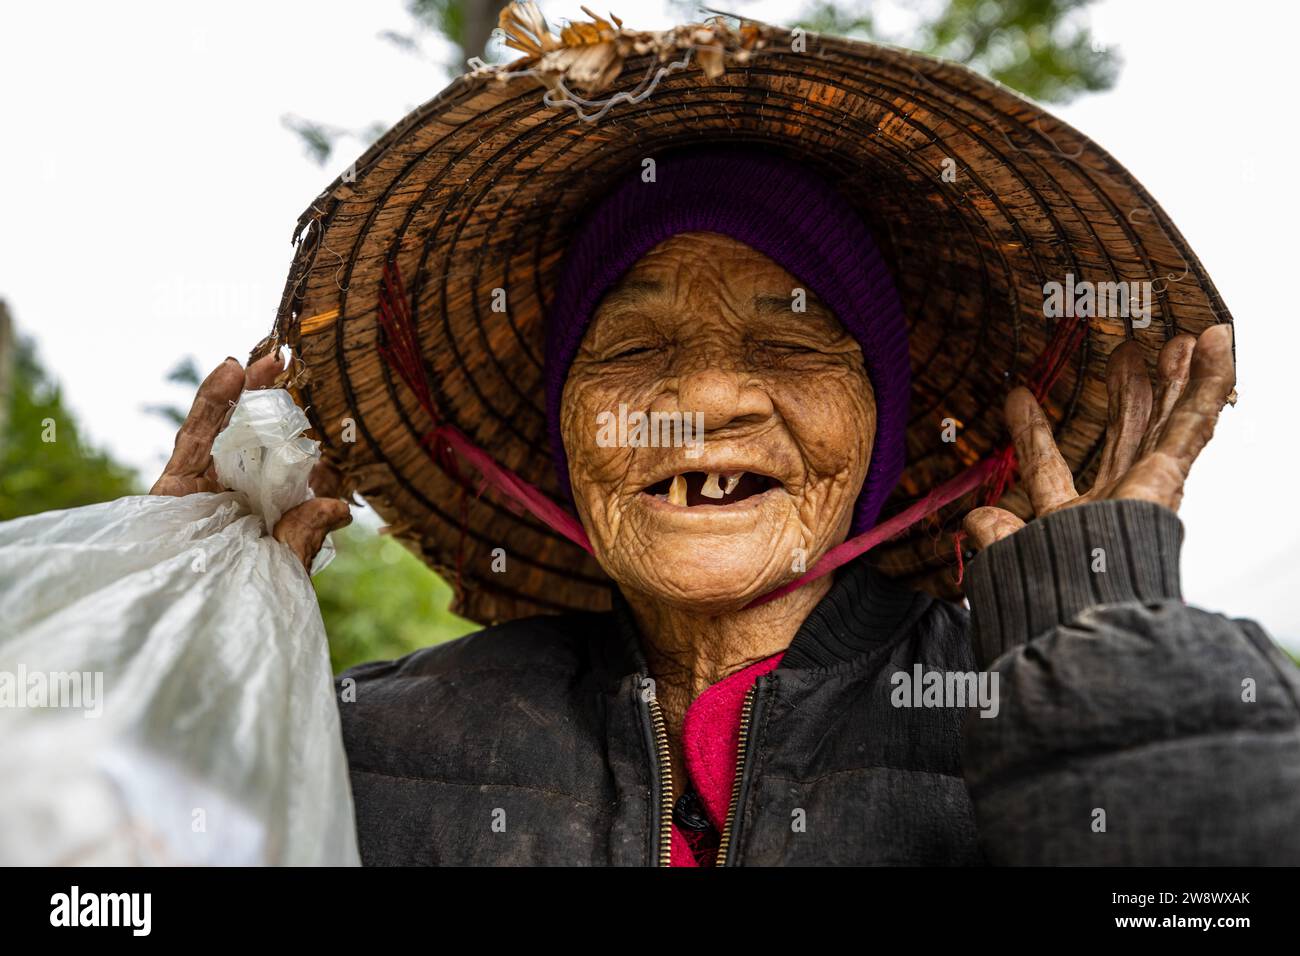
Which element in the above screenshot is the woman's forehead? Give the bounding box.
[589,287,843,350]
[625,232,787,280]
[597,236,836,322]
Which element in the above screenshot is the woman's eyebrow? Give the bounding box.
[597,279,665,311]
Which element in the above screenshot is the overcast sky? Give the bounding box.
[2,0,1296,648]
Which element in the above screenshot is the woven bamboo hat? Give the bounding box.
[257,2,1232,625]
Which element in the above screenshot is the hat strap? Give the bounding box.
[377,258,593,554]
[743,457,1001,609]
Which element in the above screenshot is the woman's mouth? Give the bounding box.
[641,471,781,508]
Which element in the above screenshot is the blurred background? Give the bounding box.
[2,0,1296,669]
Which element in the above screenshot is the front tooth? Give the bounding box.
[668,474,688,506]
[701,473,724,499]
[723,473,741,496]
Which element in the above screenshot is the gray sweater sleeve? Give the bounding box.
[961,498,1300,865]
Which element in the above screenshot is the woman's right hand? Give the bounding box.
[151,354,352,570]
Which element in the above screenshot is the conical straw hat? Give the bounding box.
[256,3,1232,624]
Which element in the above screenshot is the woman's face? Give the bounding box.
[560,231,876,612]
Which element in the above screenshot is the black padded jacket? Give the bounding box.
[334,498,1300,865]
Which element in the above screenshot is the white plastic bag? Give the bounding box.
[0,388,359,865]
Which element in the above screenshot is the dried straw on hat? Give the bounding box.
[255,2,1232,624]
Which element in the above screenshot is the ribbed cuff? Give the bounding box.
[966,499,1184,668]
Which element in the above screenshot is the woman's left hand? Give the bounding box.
[963,323,1236,550]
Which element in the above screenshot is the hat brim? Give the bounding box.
[260,15,1231,625]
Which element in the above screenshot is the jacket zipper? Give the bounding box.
[647,695,674,867]
[646,678,764,867]
[716,683,758,866]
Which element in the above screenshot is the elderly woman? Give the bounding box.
[157,8,1299,865]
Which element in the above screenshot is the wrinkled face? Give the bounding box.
[560,232,876,612]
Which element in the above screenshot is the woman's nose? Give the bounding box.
[673,367,774,434]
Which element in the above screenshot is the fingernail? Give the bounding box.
[224,356,240,365]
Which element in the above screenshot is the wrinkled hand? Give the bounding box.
[963,324,1236,551]
[150,355,352,570]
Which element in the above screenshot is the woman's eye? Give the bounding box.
[757,340,818,353]
[605,345,656,361]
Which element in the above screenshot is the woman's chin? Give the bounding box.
[615,533,804,612]
[589,491,818,611]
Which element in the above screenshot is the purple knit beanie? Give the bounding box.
[545,148,910,535]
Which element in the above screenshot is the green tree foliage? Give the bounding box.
[0,325,140,520]
[408,0,467,50]
[798,0,1118,103]
[312,524,478,673]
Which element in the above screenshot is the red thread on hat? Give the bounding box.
[377,259,594,556]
